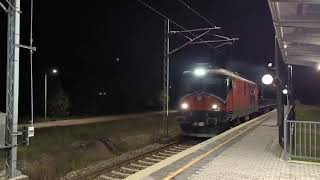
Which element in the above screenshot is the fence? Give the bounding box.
[286,107,320,161]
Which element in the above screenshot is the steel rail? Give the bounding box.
[66,140,195,180]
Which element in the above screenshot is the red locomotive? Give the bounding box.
[177,65,259,137]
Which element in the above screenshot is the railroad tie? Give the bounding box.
[158,152,173,157]
[163,150,178,154]
[152,154,168,159]
[121,166,140,173]
[176,144,192,149]
[138,160,155,165]
[145,157,162,162]
[130,163,149,168]
[111,170,132,177]
[169,148,183,152]
[99,174,121,180]
[172,146,188,151]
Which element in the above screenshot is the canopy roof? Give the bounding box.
[268,0,320,67]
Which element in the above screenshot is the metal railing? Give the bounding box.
[287,120,320,160]
[285,106,320,161]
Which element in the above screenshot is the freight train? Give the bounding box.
[177,65,274,137]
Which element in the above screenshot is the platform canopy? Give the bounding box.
[268,0,320,67]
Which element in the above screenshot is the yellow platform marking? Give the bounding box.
[163,116,270,180]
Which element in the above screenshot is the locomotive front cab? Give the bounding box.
[177,68,233,135]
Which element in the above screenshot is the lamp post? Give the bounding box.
[44,68,58,120]
[283,88,289,107]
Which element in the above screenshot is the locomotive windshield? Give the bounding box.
[181,73,229,100]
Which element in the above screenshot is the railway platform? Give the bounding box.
[125,110,320,180]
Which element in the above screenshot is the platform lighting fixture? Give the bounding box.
[283,89,288,95]
[262,74,274,85]
[267,62,273,68]
[194,68,207,77]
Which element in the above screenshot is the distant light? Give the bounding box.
[181,103,189,110]
[318,64,320,71]
[103,92,107,95]
[99,92,102,96]
[267,62,273,68]
[52,69,58,74]
[284,44,288,49]
[262,74,274,85]
[116,58,120,62]
[193,68,207,77]
[283,89,288,95]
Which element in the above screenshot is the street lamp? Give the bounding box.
[283,88,289,107]
[282,89,288,95]
[262,74,274,85]
[44,68,59,120]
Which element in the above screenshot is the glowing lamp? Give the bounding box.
[262,74,274,85]
[52,69,58,74]
[193,68,207,77]
[181,103,189,110]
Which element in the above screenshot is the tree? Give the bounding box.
[48,88,71,118]
[159,90,169,109]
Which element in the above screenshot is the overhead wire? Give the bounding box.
[176,0,217,28]
[176,0,231,40]
[136,0,188,32]
[176,0,237,57]
[136,0,216,50]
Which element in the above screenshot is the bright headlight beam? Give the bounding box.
[212,104,218,109]
[193,68,207,77]
[181,103,189,110]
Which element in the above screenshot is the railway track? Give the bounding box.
[68,139,201,180]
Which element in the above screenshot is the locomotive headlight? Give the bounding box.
[212,104,220,111]
[181,103,189,110]
[193,68,207,77]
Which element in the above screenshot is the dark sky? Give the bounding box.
[0,0,320,118]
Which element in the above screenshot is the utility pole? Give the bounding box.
[6,0,21,177]
[45,73,47,120]
[275,36,284,146]
[163,19,170,139]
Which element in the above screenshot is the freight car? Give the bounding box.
[177,65,274,137]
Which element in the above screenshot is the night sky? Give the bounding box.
[0,0,320,119]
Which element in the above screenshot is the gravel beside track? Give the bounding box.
[62,139,201,180]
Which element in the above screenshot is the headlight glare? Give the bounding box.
[212,104,220,111]
[181,103,189,110]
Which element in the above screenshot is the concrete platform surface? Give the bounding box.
[126,110,276,180]
[179,112,320,180]
[126,109,320,180]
